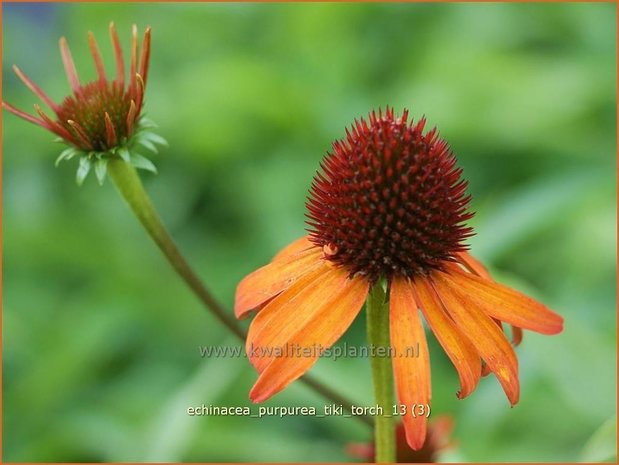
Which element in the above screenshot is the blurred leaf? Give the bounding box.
[2,2,615,462]
[142,338,245,462]
[581,417,617,463]
[470,169,608,260]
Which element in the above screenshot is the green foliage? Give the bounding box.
[3,2,616,462]
[53,117,166,186]
[581,417,617,463]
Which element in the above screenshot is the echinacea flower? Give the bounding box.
[235,107,563,450]
[2,23,166,185]
[347,417,454,463]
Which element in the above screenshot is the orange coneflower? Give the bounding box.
[3,23,166,185]
[235,107,563,450]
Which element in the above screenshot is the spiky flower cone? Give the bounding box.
[306,108,473,282]
[235,107,564,451]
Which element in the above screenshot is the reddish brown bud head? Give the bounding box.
[3,24,151,153]
[306,108,474,282]
[3,24,165,186]
[57,81,133,151]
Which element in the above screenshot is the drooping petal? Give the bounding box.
[432,273,519,405]
[492,318,518,351]
[87,32,107,86]
[245,263,331,373]
[247,262,337,372]
[234,246,322,319]
[481,361,492,377]
[12,65,60,113]
[59,37,80,94]
[390,276,431,451]
[271,236,315,262]
[109,22,125,88]
[249,264,368,402]
[511,325,523,346]
[452,258,527,347]
[440,268,563,335]
[413,277,481,399]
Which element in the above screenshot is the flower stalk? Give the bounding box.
[366,283,396,463]
[107,158,373,427]
[107,158,246,339]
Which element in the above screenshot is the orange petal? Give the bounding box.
[129,24,138,97]
[440,268,563,335]
[135,74,145,115]
[271,236,315,262]
[246,262,334,373]
[481,361,492,377]
[234,245,322,319]
[139,27,152,89]
[67,119,93,150]
[456,251,492,279]
[88,32,107,86]
[511,325,523,346]
[59,37,80,94]
[249,265,368,402]
[33,104,79,146]
[126,99,137,135]
[432,272,519,405]
[492,318,525,350]
[109,22,125,88]
[390,276,431,451]
[413,277,481,399]
[12,65,59,113]
[2,101,47,128]
[104,112,117,147]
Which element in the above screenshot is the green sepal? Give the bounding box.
[139,131,169,147]
[130,153,158,174]
[135,136,159,154]
[138,116,158,129]
[76,156,93,186]
[55,147,81,167]
[117,147,131,163]
[94,157,109,186]
[57,116,163,186]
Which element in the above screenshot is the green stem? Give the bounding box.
[107,158,245,340]
[366,283,396,463]
[106,159,373,428]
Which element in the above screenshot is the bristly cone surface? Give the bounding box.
[57,81,133,152]
[306,107,474,283]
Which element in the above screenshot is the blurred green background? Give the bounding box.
[2,2,616,462]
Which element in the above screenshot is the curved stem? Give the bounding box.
[106,159,372,427]
[299,374,372,428]
[107,158,245,339]
[366,283,396,463]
